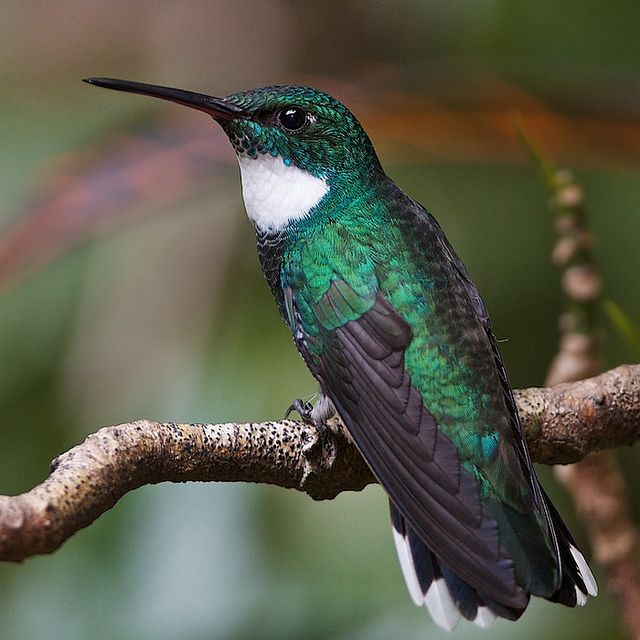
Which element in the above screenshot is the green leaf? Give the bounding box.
[603,298,640,357]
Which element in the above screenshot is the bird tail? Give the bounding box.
[389,500,597,631]
[541,489,598,607]
[390,503,525,630]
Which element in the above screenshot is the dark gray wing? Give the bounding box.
[285,285,528,607]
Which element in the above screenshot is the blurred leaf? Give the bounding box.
[511,113,557,189]
[0,115,235,291]
[603,299,640,358]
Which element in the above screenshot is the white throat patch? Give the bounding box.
[236,154,329,232]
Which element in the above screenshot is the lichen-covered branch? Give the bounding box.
[1,364,639,564]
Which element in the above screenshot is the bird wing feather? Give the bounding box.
[285,280,529,606]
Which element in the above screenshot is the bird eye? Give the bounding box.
[277,107,308,132]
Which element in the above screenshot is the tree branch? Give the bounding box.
[0,363,639,563]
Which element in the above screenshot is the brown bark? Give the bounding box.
[1,364,639,564]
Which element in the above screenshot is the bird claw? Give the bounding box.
[285,398,316,425]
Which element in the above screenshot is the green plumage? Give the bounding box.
[281,179,558,596]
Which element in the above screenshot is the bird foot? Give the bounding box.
[285,398,316,426]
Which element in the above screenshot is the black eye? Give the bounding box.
[277,107,308,132]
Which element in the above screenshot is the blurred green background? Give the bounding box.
[1,1,639,639]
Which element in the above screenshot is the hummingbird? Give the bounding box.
[84,77,597,630]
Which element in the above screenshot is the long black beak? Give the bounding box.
[83,77,246,121]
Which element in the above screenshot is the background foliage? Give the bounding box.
[1,2,639,638]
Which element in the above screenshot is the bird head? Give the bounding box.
[85,78,382,232]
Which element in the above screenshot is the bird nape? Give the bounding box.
[85,77,598,631]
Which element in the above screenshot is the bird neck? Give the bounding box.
[235,151,386,235]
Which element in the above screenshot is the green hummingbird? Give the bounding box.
[85,77,597,630]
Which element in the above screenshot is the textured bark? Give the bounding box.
[518,364,640,464]
[0,364,639,564]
